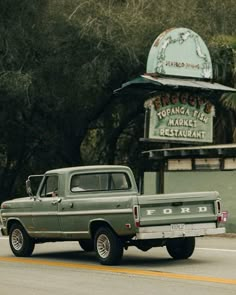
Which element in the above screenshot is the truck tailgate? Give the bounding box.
[137,191,219,226]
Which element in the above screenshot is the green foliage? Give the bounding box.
[0,71,32,97]
[220,93,236,111]
[211,35,236,50]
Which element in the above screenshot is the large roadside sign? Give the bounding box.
[146,27,213,79]
[144,28,214,143]
[145,92,213,143]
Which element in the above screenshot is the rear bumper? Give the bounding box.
[135,223,226,240]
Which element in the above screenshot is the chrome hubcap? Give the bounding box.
[11,229,24,251]
[97,234,110,259]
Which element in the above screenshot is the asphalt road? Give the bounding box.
[0,235,236,295]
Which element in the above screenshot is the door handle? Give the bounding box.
[51,198,62,205]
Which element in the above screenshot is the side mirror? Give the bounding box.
[25,174,44,197]
[26,179,33,196]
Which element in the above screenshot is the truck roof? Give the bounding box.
[46,165,131,175]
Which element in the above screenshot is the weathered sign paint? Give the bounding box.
[145,93,214,143]
[146,28,213,79]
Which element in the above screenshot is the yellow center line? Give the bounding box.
[0,256,236,285]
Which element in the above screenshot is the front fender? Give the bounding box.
[6,218,29,236]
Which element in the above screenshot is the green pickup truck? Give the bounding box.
[0,165,226,265]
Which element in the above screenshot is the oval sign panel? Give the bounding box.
[146,28,213,79]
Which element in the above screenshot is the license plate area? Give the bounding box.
[171,224,185,231]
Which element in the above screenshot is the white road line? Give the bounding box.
[196,247,236,252]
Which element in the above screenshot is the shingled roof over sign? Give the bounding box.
[114,74,236,94]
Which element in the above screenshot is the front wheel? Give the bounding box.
[9,223,35,257]
[166,237,195,259]
[94,227,123,265]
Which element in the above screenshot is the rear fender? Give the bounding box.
[89,219,116,238]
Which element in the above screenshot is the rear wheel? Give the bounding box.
[9,223,35,257]
[94,227,123,265]
[166,237,195,259]
[79,239,94,252]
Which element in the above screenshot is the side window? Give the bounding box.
[110,173,131,190]
[40,175,58,197]
[70,172,131,193]
[71,174,108,192]
[70,175,85,192]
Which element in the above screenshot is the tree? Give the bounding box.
[0,0,236,202]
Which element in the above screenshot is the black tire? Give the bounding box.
[79,239,94,252]
[166,237,195,259]
[94,227,124,265]
[9,223,35,257]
